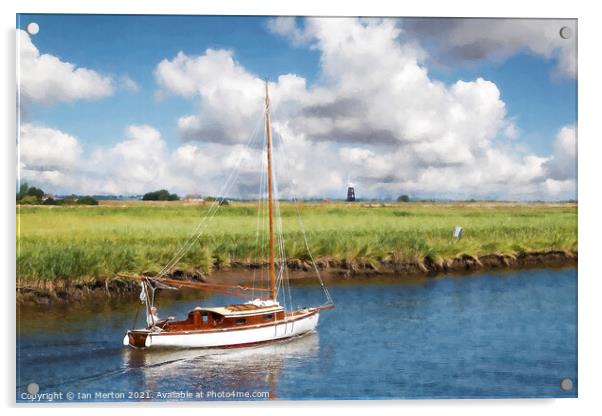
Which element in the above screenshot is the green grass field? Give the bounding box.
[16,201,577,284]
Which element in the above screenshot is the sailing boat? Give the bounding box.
[122,81,334,349]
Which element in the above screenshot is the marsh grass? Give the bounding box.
[16,202,577,282]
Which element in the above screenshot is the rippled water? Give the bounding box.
[17,267,577,401]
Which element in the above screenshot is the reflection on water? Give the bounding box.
[122,333,320,400]
[17,268,577,401]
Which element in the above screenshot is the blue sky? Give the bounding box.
[429,53,576,155]
[16,15,577,199]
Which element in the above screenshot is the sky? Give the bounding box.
[16,15,577,200]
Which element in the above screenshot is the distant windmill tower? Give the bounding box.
[346,180,356,202]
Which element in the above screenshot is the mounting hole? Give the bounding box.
[560,378,573,391]
[27,383,39,395]
[559,26,572,40]
[26,22,39,35]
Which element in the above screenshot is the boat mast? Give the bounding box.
[265,80,277,301]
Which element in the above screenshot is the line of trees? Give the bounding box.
[17,183,184,205]
[17,183,98,205]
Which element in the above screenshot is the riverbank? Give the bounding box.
[17,250,577,305]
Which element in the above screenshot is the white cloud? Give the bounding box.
[18,29,114,105]
[504,122,519,140]
[155,49,265,144]
[19,123,174,195]
[119,75,140,92]
[543,178,575,197]
[266,17,312,46]
[17,123,267,197]
[151,17,561,199]
[155,49,310,146]
[543,125,577,184]
[156,19,509,155]
[19,124,82,171]
[402,18,577,78]
[18,124,84,192]
[86,125,177,195]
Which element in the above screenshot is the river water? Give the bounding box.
[17,267,577,401]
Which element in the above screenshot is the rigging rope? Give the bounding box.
[269,104,334,306]
[155,110,265,279]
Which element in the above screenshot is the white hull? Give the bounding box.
[126,310,320,349]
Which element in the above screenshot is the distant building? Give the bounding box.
[346,185,356,202]
[184,194,204,203]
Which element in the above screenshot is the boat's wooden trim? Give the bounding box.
[127,331,149,349]
[198,305,283,317]
[130,308,319,337]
